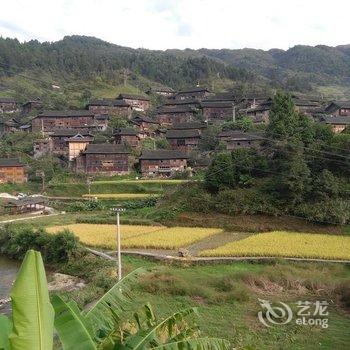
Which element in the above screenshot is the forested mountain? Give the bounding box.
[1,35,350,108]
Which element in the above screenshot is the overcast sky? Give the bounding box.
[1,0,349,51]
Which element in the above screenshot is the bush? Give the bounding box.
[65,200,105,212]
[0,224,78,263]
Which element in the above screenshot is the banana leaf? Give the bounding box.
[9,250,54,350]
[0,315,11,350]
[151,338,231,350]
[52,295,96,350]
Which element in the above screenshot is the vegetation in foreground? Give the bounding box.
[0,250,228,350]
[200,231,350,260]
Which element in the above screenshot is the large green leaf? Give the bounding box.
[151,338,231,350]
[9,250,54,350]
[52,295,96,350]
[0,315,11,350]
[124,308,199,349]
[84,268,145,343]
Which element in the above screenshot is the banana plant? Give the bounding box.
[0,250,54,350]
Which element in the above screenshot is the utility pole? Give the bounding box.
[232,104,236,122]
[112,207,125,281]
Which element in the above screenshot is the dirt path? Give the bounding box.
[0,213,61,224]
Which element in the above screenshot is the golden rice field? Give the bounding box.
[200,231,350,260]
[82,193,157,200]
[47,224,223,250]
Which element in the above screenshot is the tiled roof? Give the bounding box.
[165,98,200,106]
[83,143,129,154]
[0,158,24,167]
[171,122,207,130]
[218,130,262,141]
[0,98,16,103]
[5,196,46,206]
[117,93,150,101]
[325,101,350,113]
[321,116,350,125]
[132,115,158,124]
[200,101,234,108]
[156,106,194,114]
[114,128,139,136]
[50,128,92,137]
[166,129,201,139]
[177,87,210,94]
[87,99,130,107]
[37,110,94,118]
[140,150,188,160]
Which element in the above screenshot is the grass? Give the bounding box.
[82,193,158,200]
[92,179,190,184]
[201,231,350,260]
[46,223,223,250]
[60,253,350,350]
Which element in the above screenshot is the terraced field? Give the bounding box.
[200,231,350,260]
[47,224,223,250]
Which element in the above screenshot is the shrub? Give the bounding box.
[0,224,78,263]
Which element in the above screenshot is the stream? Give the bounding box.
[0,255,19,314]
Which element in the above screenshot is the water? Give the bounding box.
[0,255,19,314]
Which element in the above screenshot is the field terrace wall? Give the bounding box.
[75,143,130,175]
[218,130,262,150]
[155,105,196,125]
[0,98,18,113]
[139,150,189,177]
[325,101,350,116]
[87,99,132,118]
[117,94,150,112]
[0,158,27,183]
[200,101,234,122]
[166,129,201,152]
[32,110,95,132]
[320,116,350,133]
[114,128,142,148]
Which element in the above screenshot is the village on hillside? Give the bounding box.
[0,86,349,186]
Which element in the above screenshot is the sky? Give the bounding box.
[0,0,350,51]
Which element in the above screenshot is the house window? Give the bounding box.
[177,139,185,146]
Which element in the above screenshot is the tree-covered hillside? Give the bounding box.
[1,35,350,108]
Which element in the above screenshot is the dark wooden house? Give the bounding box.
[131,115,159,134]
[164,98,201,109]
[32,110,95,132]
[324,101,350,116]
[87,99,132,118]
[171,121,207,134]
[155,106,196,125]
[245,105,271,124]
[114,128,141,148]
[139,150,188,177]
[75,144,130,175]
[200,101,233,121]
[320,116,350,133]
[117,94,150,112]
[22,99,43,114]
[175,87,211,101]
[165,129,201,152]
[0,158,27,183]
[146,86,175,97]
[0,98,18,113]
[218,130,262,150]
[4,196,47,215]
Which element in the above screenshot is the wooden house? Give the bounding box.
[320,116,350,133]
[94,115,109,131]
[218,130,262,150]
[4,196,46,215]
[245,105,271,124]
[174,87,211,101]
[165,129,201,152]
[116,94,150,112]
[131,115,159,134]
[114,128,141,148]
[87,99,132,118]
[0,158,27,183]
[75,144,130,175]
[65,134,94,161]
[0,98,18,114]
[146,86,175,97]
[32,110,95,132]
[139,150,189,177]
[171,121,207,134]
[155,106,195,125]
[164,98,201,109]
[33,138,54,158]
[22,99,43,114]
[200,101,233,122]
[324,101,350,116]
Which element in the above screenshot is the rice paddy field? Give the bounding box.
[201,231,350,260]
[46,223,223,250]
